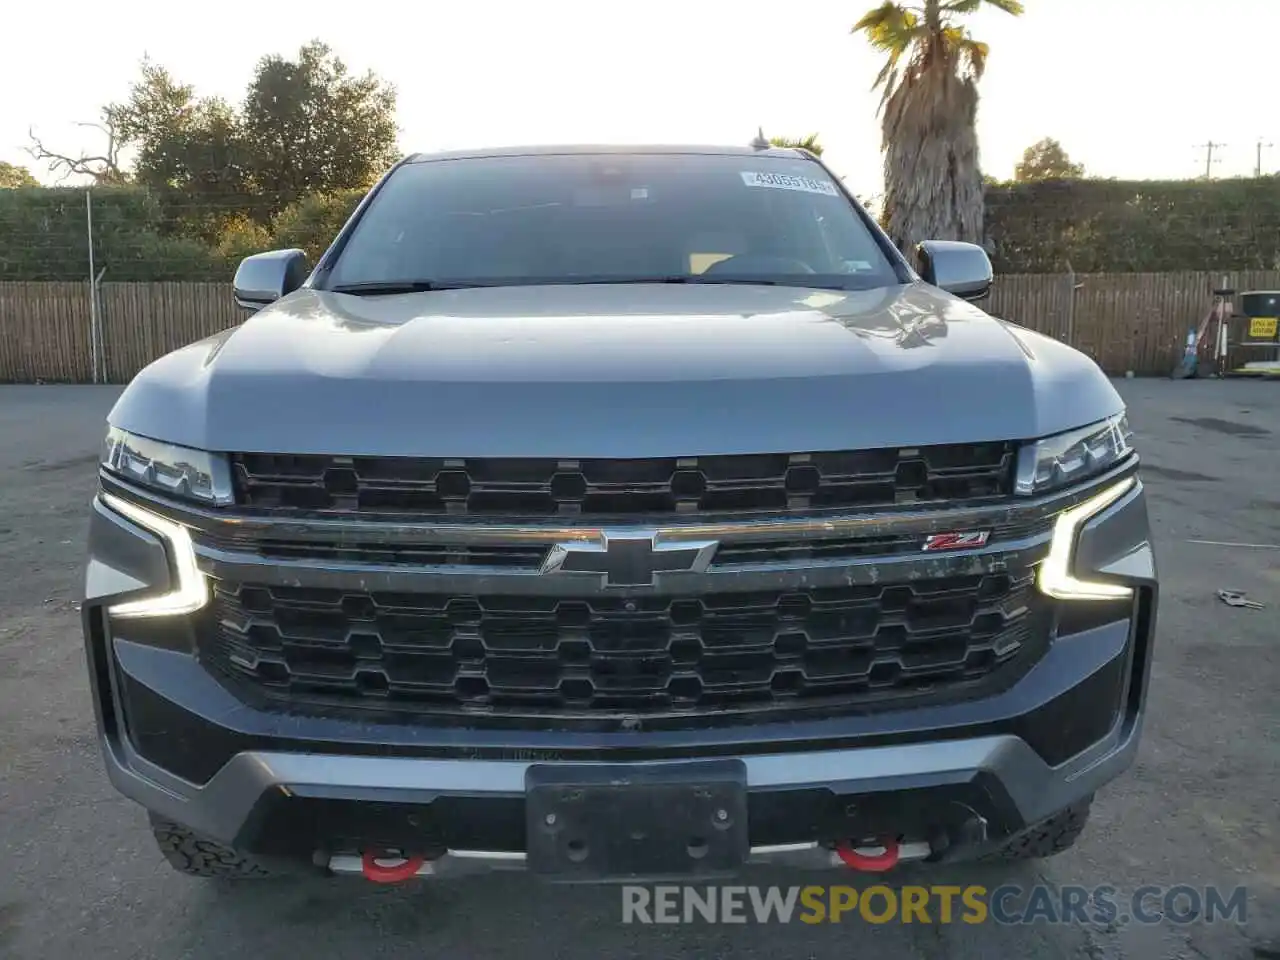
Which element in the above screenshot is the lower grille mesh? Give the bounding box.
[200,572,1045,723]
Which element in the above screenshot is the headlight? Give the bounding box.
[102,427,232,505]
[1015,413,1134,496]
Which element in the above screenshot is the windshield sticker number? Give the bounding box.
[740,171,839,196]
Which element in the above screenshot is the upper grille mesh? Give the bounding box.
[231,444,1015,517]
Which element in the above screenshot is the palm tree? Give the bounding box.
[768,134,824,156]
[853,0,1023,256]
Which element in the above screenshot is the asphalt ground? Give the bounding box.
[1,379,1277,959]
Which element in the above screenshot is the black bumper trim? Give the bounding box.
[112,611,1132,785]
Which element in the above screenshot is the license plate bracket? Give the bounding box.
[525,760,748,882]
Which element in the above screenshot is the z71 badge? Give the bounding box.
[922,531,991,552]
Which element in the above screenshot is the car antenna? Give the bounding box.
[750,127,771,151]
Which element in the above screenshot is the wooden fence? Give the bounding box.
[0,282,241,384]
[2,272,1278,384]
[989,270,1280,376]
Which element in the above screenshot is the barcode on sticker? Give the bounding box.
[740,171,839,196]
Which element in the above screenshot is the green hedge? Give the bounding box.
[0,187,361,282]
[5,178,1280,281]
[0,187,234,281]
[985,177,1280,273]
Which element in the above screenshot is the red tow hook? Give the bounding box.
[835,838,900,872]
[360,851,427,884]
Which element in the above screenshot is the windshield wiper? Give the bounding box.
[590,276,779,286]
[560,276,853,291]
[328,280,475,295]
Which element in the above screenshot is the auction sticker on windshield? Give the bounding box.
[740,171,839,196]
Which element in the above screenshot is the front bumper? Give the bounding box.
[99,684,1143,869]
[83,465,1158,873]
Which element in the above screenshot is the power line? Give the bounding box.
[1257,138,1274,178]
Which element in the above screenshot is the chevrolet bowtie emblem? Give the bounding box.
[540,533,719,587]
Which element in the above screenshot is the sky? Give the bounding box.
[3,0,1279,194]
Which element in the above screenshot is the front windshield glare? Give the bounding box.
[325,153,900,291]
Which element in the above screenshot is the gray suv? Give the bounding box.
[83,144,1157,883]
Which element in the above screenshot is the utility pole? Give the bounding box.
[1256,139,1274,177]
[1196,141,1225,178]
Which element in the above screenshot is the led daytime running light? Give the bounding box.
[102,493,208,618]
[1039,478,1137,601]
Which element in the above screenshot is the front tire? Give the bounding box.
[985,796,1093,862]
[148,813,274,879]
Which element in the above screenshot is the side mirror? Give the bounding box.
[916,240,993,302]
[232,249,311,311]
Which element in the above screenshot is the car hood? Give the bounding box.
[110,282,1123,457]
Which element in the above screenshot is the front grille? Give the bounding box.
[200,572,1045,725]
[711,516,1052,567]
[197,513,1053,573]
[230,444,1015,517]
[204,537,547,569]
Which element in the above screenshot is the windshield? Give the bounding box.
[323,152,902,291]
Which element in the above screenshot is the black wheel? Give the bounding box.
[148,813,274,879]
[985,796,1093,862]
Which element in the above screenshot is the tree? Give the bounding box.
[853,0,1024,256]
[1014,137,1084,181]
[0,162,39,188]
[26,43,396,237]
[27,116,129,184]
[769,134,824,156]
[241,41,399,215]
[108,60,253,241]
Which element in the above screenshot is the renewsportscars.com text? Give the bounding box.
[621,884,1248,926]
